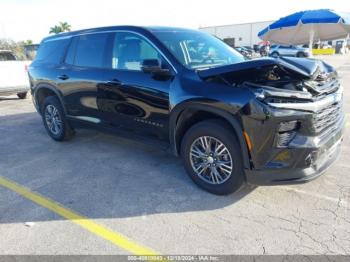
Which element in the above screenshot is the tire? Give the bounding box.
[17,92,27,99]
[296,52,304,58]
[41,96,75,141]
[181,119,245,195]
[271,52,279,58]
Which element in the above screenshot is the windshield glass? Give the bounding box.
[153,30,245,69]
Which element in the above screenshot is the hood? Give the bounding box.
[197,57,338,98]
[197,57,334,80]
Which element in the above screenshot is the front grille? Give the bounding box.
[311,101,343,134]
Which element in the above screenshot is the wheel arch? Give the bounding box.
[34,84,66,114]
[170,103,251,170]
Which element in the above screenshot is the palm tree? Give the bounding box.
[49,22,72,34]
[49,25,62,34]
[59,22,71,32]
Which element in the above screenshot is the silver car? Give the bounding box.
[269,45,310,58]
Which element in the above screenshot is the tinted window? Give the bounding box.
[65,37,78,65]
[74,33,111,68]
[35,38,69,64]
[112,32,164,71]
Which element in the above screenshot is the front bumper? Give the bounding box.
[244,107,345,186]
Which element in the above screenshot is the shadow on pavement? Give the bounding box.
[0,97,21,101]
[0,112,256,224]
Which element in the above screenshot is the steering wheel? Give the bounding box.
[201,56,215,64]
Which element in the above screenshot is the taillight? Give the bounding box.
[24,64,28,72]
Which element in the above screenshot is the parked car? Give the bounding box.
[269,45,310,58]
[28,26,344,195]
[0,50,30,99]
[234,47,252,58]
[242,46,254,53]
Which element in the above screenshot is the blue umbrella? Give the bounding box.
[258,9,350,46]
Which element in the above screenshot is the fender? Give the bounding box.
[169,102,251,170]
[33,83,67,114]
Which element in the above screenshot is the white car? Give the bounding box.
[0,50,30,99]
[269,45,310,58]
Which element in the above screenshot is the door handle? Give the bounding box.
[58,74,69,80]
[107,79,123,85]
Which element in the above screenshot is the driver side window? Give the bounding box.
[112,32,164,71]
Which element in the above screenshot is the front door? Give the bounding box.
[97,32,175,139]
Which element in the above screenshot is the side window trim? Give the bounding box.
[60,30,177,73]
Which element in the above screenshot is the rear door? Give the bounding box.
[60,32,114,124]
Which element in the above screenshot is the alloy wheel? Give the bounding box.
[44,104,62,136]
[189,136,233,185]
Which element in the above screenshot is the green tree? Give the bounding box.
[49,22,72,34]
[0,39,27,60]
[23,40,33,45]
[59,22,71,32]
[49,25,62,34]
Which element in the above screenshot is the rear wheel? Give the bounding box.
[271,52,279,58]
[41,96,75,141]
[17,92,27,99]
[181,120,245,195]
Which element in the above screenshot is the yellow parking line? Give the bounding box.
[0,176,157,256]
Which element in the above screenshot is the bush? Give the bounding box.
[0,39,28,60]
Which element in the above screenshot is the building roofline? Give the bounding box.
[199,20,275,29]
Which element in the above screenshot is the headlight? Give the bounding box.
[276,132,296,147]
[276,120,300,147]
[278,120,299,132]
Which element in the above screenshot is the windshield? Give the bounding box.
[153,30,245,69]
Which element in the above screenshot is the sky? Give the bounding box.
[0,0,349,43]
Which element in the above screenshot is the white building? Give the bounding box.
[200,21,274,47]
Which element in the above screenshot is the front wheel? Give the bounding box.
[181,120,245,195]
[271,52,279,58]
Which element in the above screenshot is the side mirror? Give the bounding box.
[141,59,171,76]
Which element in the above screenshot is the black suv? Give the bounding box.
[28,26,344,195]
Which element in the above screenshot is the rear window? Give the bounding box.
[35,38,69,64]
[73,33,111,68]
[65,37,78,65]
